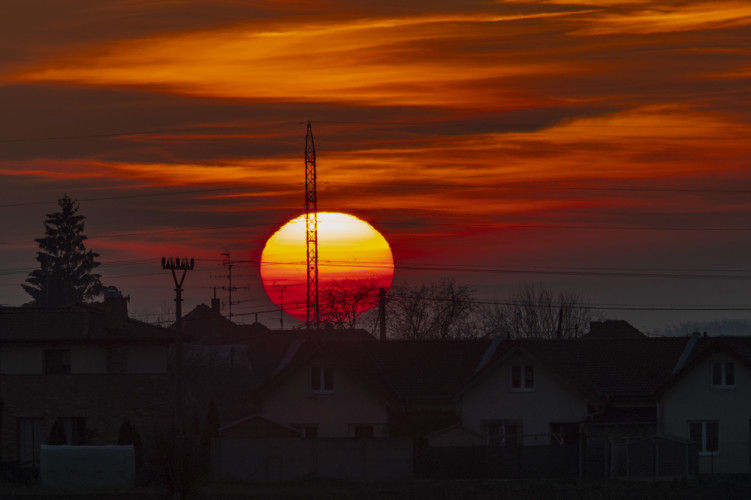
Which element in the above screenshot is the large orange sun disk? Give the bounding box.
[260,212,394,323]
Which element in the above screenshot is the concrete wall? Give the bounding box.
[212,437,412,482]
[258,356,390,438]
[661,352,751,474]
[460,351,588,445]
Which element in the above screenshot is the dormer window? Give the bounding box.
[511,364,534,391]
[311,366,333,393]
[712,362,735,388]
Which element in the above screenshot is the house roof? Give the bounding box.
[526,337,687,401]
[371,339,493,402]
[180,304,241,340]
[252,338,493,408]
[583,320,648,340]
[655,335,751,394]
[467,328,688,404]
[0,305,177,343]
[218,414,301,438]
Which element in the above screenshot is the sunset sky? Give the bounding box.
[1,0,750,332]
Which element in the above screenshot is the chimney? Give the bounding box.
[103,286,129,318]
[211,287,221,315]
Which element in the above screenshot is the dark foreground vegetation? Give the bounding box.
[3,476,751,500]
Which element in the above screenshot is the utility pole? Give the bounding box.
[273,283,287,329]
[161,256,194,500]
[305,120,320,329]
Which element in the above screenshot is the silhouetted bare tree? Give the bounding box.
[386,278,481,339]
[318,278,382,329]
[481,283,596,339]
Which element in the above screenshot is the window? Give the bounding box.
[486,420,522,447]
[44,349,71,374]
[712,362,735,388]
[17,417,44,468]
[311,366,333,393]
[689,421,719,454]
[511,364,534,391]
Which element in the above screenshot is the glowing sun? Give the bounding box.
[260,212,394,323]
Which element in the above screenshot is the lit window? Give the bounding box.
[711,362,735,388]
[511,365,534,391]
[689,421,719,454]
[311,366,333,393]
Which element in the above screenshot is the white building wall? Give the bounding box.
[661,352,751,474]
[259,357,390,438]
[460,351,588,445]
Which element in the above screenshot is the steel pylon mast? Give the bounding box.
[305,120,320,329]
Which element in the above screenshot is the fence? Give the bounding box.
[416,434,698,480]
[415,441,580,479]
[212,436,412,483]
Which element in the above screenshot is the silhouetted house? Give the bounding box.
[207,317,751,481]
[428,322,690,478]
[657,334,751,474]
[212,337,490,482]
[0,297,175,472]
[178,302,379,425]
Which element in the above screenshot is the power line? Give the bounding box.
[4,182,751,211]
[0,120,747,145]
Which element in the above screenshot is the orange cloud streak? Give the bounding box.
[6,10,590,107]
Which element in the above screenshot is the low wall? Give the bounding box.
[212,437,412,483]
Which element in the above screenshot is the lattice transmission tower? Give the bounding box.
[305,120,320,329]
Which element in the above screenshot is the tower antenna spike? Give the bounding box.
[304,120,320,329]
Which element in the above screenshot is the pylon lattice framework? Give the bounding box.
[304,121,320,328]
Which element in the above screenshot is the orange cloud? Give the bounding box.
[5,10,590,107]
[569,1,751,35]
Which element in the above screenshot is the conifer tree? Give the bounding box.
[22,195,103,306]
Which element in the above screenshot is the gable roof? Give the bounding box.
[218,414,301,438]
[466,331,688,404]
[0,305,177,344]
[252,338,493,408]
[583,320,648,340]
[655,336,751,394]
